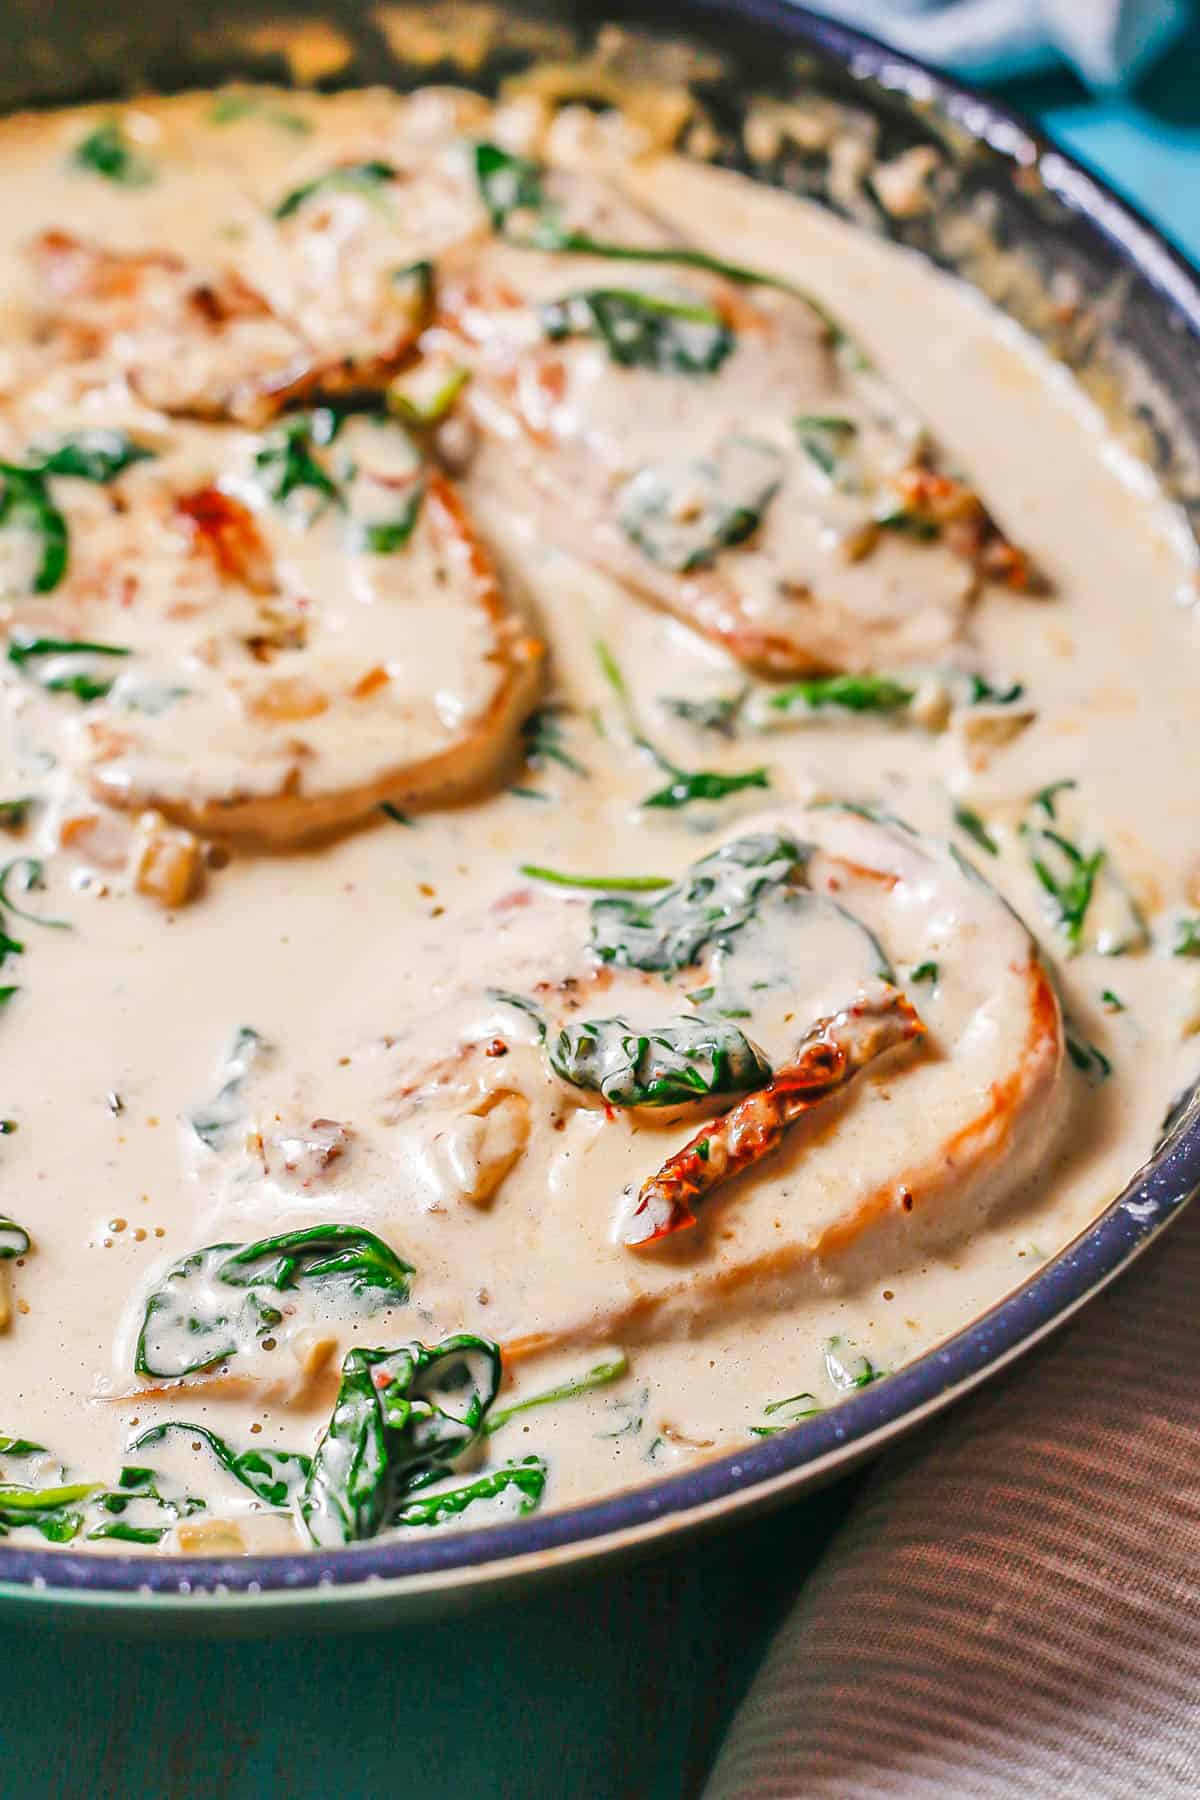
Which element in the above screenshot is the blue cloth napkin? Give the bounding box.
[802,0,1188,88]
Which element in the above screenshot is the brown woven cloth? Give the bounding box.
[705,1198,1200,1798]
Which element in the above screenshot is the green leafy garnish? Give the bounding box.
[0,1481,99,1543]
[0,1436,44,1456]
[130,1422,311,1509]
[659,691,746,737]
[380,802,415,827]
[641,766,769,810]
[299,1334,502,1546]
[0,857,68,928]
[795,414,859,488]
[768,674,915,718]
[1173,919,1200,959]
[474,142,547,232]
[0,465,67,592]
[0,798,30,829]
[254,411,341,509]
[395,1457,547,1528]
[549,1015,771,1108]
[596,638,770,810]
[618,438,781,573]
[954,805,999,858]
[823,1338,885,1391]
[590,832,805,973]
[360,482,425,554]
[7,633,131,702]
[519,865,670,892]
[968,673,1026,706]
[1066,1035,1112,1084]
[1101,988,1126,1012]
[1021,823,1103,952]
[191,1024,267,1149]
[910,962,939,985]
[485,1353,629,1435]
[0,1218,30,1257]
[39,432,156,484]
[134,1225,413,1379]
[1030,779,1077,819]
[273,160,397,219]
[71,120,154,186]
[749,1392,821,1437]
[522,706,589,778]
[540,289,733,375]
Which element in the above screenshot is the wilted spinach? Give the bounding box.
[134,1224,413,1379]
[549,1014,771,1108]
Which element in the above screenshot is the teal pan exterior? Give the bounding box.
[3,0,1200,1632]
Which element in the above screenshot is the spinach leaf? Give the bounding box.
[0,1218,30,1257]
[0,857,68,928]
[395,1457,547,1528]
[488,989,548,1040]
[0,1481,98,1543]
[0,465,67,592]
[967,673,1026,706]
[749,1392,821,1437]
[954,805,999,858]
[134,1225,413,1379]
[823,1337,885,1391]
[1023,824,1103,950]
[641,766,769,811]
[7,632,131,702]
[618,438,781,573]
[540,289,733,375]
[767,674,915,718]
[273,160,397,220]
[522,706,590,778]
[1173,919,1200,959]
[39,432,156,483]
[795,414,859,488]
[1066,1034,1113,1084]
[191,1024,267,1149]
[71,120,154,186]
[659,691,747,737]
[359,482,425,554]
[474,142,548,231]
[590,832,806,973]
[549,1015,771,1108]
[254,411,342,508]
[299,1334,502,1547]
[130,1422,311,1509]
[596,638,770,811]
[84,1464,205,1544]
[485,1353,629,1435]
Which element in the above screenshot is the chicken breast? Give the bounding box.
[121,805,1064,1405]
[23,136,487,424]
[0,413,543,844]
[438,156,1034,675]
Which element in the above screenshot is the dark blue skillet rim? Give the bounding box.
[4,0,1200,1599]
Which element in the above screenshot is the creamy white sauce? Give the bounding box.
[0,88,1196,1556]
